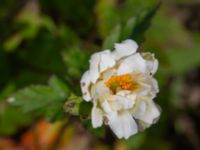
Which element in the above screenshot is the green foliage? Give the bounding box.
[12,76,70,121]
[0,105,32,135]
[167,47,200,74]
[79,101,93,119]
[121,2,161,43]
[103,2,160,49]
[126,132,146,150]
[96,0,159,38]
[1,0,200,149]
[95,0,120,38]
[65,96,105,137]
[120,0,159,21]
[103,25,121,49]
[83,119,106,138]
[62,47,89,78]
[39,0,95,35]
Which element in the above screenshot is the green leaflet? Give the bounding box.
[102,2,161,49]
[103,25,121,49]
[11,76,70,121]
[124,2,161,44]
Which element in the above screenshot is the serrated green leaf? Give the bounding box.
[13,85,60,112]
[45,100,66,121]
[48,75,70,98]
[11,76,71,121]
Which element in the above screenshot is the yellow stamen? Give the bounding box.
[105,74,139,93]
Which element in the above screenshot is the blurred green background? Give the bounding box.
[0,0,200,150]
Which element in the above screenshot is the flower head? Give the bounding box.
[80,39,161,139]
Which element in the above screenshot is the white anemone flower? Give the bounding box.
[80,39,161,139]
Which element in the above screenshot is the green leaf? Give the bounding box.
[103,24,121,49]
[11,76,70,121]
[62,47,89,78]
[13,85,58,112]
[126,132,146,150]
[121,2,161,43]
[48,75,70,98]
[102,2,160,49]
[0,105,32,136]
[120,17,137,41]
[95,0,119,38]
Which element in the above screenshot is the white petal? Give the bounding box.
[117,90,131,96]
[136,82,151,96]
[102,100,112,113]
[99,50,116,72]
[133,100,160,124]
[89,52,101,83]
[141,101,160,124]
[89,50,116,83]
[149,78,159,94]
[101,68,116,80]
[132,100,146,119]
[108,111,138,139]
[108,94,136,111]
[112,39,138,60]
[117,53,147,75]
[149,79,159,99]
[80,71,91,101]
[142,52,158,75]
[136,75,159,98]
[106,111,117,123]
[91,81,110,101]
[140,77,159,99]
[151,59,158,74]
[92,106,103,128]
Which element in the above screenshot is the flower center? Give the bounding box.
[105,74,139,93]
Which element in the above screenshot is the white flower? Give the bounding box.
[80,39,161,139]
